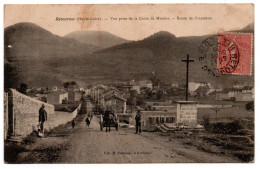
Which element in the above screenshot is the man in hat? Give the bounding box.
[135,110,142,134]
[104,107,112,132]
[39,104,48,134]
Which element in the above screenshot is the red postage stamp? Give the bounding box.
[217,33,252,75]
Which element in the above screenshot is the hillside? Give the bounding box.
[94,25,254,88]
[64,30,130,48]
[4,22,97,89]
[4,22,254,89]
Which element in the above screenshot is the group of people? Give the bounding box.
[38,104,142,136]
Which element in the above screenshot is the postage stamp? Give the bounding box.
[4,4,254,164]
[218,33,252,75]
[199,33,252,76]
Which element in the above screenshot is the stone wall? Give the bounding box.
[9,89,54,136]
[46,103,81,130]
[141,111,176,130]
[4,92,8,140]
[8,89,81,137]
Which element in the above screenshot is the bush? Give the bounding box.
[202,115,210,130]
[211,120,243,134]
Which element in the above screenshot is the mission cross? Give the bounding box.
[182,54,194,101]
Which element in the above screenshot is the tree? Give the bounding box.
[156,89,163,100]
[246,102,254,111]
[71,81,77,85]
[63,82,70,88]
[150,75,160,88]
[202,115,210,130]
[210,105,223,122]
[19,83,28,94]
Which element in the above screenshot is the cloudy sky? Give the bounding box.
[5,4,254,40]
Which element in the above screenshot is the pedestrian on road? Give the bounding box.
[39,104,48,135]
[135,110,142,134]
[104,109,111,132]
[72,119,75,129]
[86,116,91,127]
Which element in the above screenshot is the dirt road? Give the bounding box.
[9,113,241,163]
[56,114,239,163]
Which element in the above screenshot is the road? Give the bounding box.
[56,114,191,163]
[54,114,239,163]
[12,110,240,163]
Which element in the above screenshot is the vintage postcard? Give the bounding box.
[3,4,254,163]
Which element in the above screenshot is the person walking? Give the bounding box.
[135,110,142,134]
[85,116,91,127]
[39,104,48,135]
[72,119,75,129]
[104,109,111,132]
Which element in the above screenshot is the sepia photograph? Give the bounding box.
[3,3,255,164]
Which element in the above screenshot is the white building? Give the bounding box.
[188,82,210,95]
[171,83,179,88]
[139,80,153,89]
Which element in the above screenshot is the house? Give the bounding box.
[221,88,242,99]
[139,80,153,89]
[216,92,229,100]
[67,83,80,91]
[194,85,210,97]
[235,93,254,102]
[103,88,124,97]
[242,86,254,93]
[47,91,68,105]
[68,90,82,102]
[215,88,243,100]
[131,85,140,94]
[118,85,132,93]
[233,84,244,89]
[188,82,210,95]
[206,88,222,95]
[171,83,179,88]
[104,95,127,114]
[129,79,136,85]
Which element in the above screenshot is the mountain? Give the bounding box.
[94,29,254,88]
[5,22,99,60]
[64,30,131,48]
[4,22,97,89]
[4,22,254,89]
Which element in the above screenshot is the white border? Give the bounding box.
[0,1,258,169]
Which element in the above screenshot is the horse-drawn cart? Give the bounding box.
[100,112,119,131]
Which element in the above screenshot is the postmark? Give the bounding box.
[199,33,252,76]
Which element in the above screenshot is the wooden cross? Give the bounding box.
[182,54,194,101]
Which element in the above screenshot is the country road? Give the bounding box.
[56,115,193,163]
[8,111,241,164]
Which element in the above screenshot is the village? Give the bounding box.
[2,2,257,165]
[4,71,254,163]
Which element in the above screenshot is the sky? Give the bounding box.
[4,4,254,40]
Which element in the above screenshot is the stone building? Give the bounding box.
[68,90,82,102]
[103,95,127,114]
[235,93,254,102]
[47,91,68,105]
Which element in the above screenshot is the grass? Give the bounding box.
[168,131,254,162]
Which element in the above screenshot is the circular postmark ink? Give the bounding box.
[198,35,240,76]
